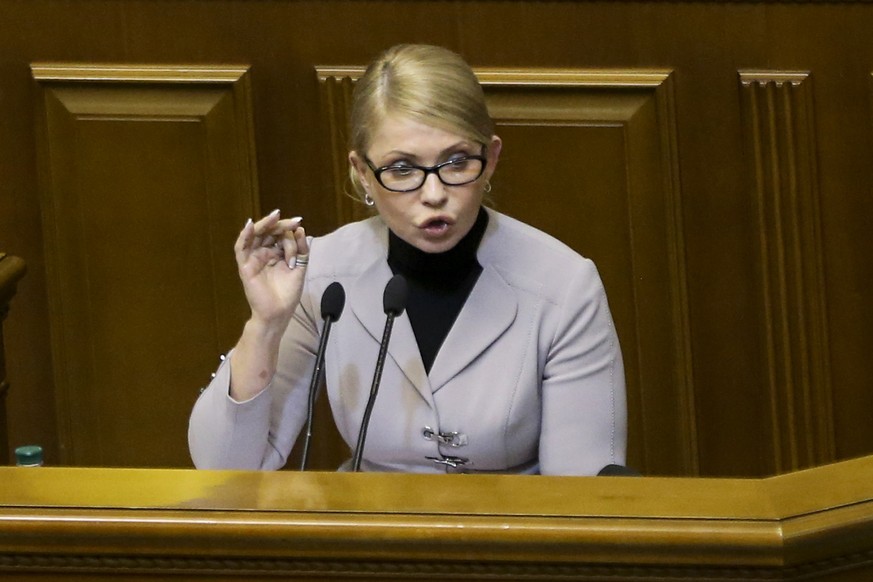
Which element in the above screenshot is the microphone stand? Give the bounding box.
[300,282,345,470]
[352,311,398,472]
[299,316,335,470]
[351,274,407,472]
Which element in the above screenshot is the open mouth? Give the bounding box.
[421,218,450,235]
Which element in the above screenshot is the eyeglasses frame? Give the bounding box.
[364,154,488,193]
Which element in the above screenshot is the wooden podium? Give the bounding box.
[2,456,873,580]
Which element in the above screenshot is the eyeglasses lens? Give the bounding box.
[379,158,484,192]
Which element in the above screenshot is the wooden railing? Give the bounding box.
[0,253,26,466]
[2,455,873,580]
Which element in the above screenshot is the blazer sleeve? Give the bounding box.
[188,287,321,470]
[537,259,628,475]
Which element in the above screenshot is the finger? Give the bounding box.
[281,226,299,268]
[294,228,309,269]
[293,252,309,269]
[274,216,303,233]
[293,225,309,256]
[283,226,309,269]
[253,208,281,236]
[234,218,254,263]
[264,216,303,239]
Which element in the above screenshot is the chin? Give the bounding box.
[415,238,457,254]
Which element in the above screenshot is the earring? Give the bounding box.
[484,181,492,194]
[364,193,375,207]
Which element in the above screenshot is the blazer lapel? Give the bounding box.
[350,258,432,406]
[428,265,518,392]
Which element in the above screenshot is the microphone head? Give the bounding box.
[597,464,641,477]
[383,274,408,316]
[320,282,346,322]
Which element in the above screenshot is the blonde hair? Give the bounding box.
[348,44,494,200]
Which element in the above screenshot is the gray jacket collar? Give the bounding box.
[349,210,518,405]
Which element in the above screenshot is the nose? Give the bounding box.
[420,172,447,206]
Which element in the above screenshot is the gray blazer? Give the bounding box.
[189,208,627,475]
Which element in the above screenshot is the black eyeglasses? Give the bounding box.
[365,155,487,193]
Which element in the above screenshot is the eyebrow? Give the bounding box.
[377,142,477,163]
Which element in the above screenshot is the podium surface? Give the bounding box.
[2,457,873,580]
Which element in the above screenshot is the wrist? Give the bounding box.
[244,313,291,341]
[230,317,289,400]
[237,316,289,361]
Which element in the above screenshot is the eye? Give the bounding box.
[445,157,473,171]
[384,165,416,177]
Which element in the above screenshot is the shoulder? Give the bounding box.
[306,216,387,280]
[481,209,602,303]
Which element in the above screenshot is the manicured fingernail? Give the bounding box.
[245,218,252,227]
[269,208,280,216]
[290,216,302,223]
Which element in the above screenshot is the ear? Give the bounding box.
[484,135,502,180]
[349,151,371,189]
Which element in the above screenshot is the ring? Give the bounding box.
[296,254,309,266]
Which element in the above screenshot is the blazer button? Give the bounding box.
[421,427,468,447]
[426,455,469,468]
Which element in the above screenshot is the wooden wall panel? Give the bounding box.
[740,72,834,473]
[483,70,693,476]
[32,65,258,467]
[318,71,370,227]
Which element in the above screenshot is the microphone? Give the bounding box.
[351,274,408,472]
[597,464,641,477]
[299,281,346,470]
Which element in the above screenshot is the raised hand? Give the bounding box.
[234,209,309,327]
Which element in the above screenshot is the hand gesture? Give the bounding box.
[233,209,309,327]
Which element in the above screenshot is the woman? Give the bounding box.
[189,44,627,475]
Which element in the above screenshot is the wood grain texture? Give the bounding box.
[4,456,873,579]
[31,64,258,467]
[480,68,693,476]
[740,72,833,473]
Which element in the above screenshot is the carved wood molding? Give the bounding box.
[739,71,833,473]
[5,458,873,579]
[316,70,362,226]
[481,69,694,476]
[0,552,849,579]
[30,64,253,84]
[30,64,259,467]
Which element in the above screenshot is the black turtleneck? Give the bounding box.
[387,208,488,374]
